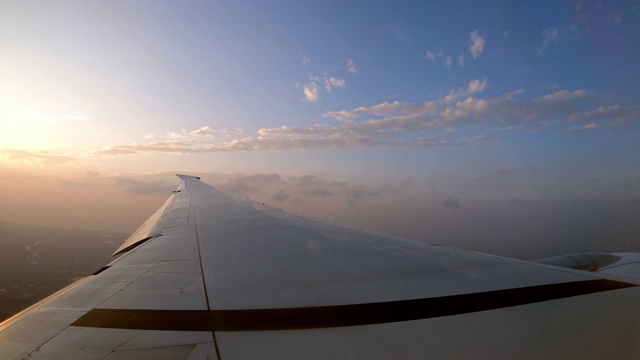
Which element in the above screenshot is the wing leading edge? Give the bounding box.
[2,174,640,359]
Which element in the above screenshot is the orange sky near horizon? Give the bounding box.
[1,2,639,259]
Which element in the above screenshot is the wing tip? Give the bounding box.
[176,173,201,180]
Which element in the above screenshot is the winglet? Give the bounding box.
[113,175,201,256]
[112,194,176,256]
[176,174,201,180]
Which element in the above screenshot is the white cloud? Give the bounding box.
[324,85,634,135]
[347,59,358,74]
[324,77,346,92]
[467,79,487,93]
[538,28,559,55]
[567,105,640,124]
[444,56,452,69]
[426,50,445,63]
[166,126,243,140]
[427,50,464,69]
[542,89,588,101]
[457,134,496,142]
[190,125,243,137]
[443,79,488,102]
[81,86,639,157]
[469,30,485,59]
[304,82,321,103]
[537,27,577,56]
[299,52,311,65]
[303,73,347,102]
[380,25,411,43]
[567,123,599,131]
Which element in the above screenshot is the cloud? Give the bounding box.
[538,28,559,56]
[567,123,599,131]
[303,188,335,197]
[444,56,452,69]
[426,49,466,69]
[380,25,411,42]
[568,105,640,124]
[323,77,346,92]
[271,190,290,201]
[303,82,321,103]
[322,83,632,135]
[84,84,639,157]
[346,59,358,74]
[458,134,496,142]
[202,173,380,208]
[469,30,485,59]
[442,79,488,102]
[441,196,461,209]
[428,31,484,67]
[218,173,285,193]
[425,50,452,69]
[92,141,195,156]
[542,89,588,101]
[113,177,176,195]
[221,135,451,152]
[461,168,532,195]
[324,100,440,122]
[303,74,347,103]
[537,27,575,56]
[156,126,244,141]
[289,175,378,205]
[299,52,311,65]
[0,149,76,165]
[190,125,243,137]
[300,57,353,104]
[467,78,487,93]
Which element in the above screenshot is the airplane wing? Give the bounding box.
[2,174,640,359]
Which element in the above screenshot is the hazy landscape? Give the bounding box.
[1,2,638,325]
[2,194,639,324]
[0,222,124,322]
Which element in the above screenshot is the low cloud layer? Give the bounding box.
[113,177,176,195]
[2,168,637,260]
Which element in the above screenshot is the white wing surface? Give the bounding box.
[2,174,640,359]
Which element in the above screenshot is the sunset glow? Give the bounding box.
[1,1,638,259]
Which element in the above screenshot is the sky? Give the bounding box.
[1,1,639,259]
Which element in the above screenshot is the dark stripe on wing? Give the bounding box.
[71,279,636,331]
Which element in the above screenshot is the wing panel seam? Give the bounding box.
[192,192,223,360]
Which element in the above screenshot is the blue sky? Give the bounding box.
[1,1,639,258]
